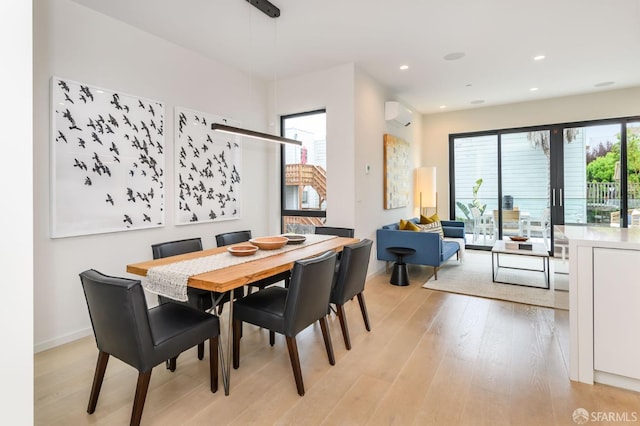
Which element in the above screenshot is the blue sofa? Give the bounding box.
[376,218,465,280]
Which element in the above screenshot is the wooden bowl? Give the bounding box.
[509,236,529,242]
[227,244,259,257]
[283,234,306,245]
[249,236,288,250]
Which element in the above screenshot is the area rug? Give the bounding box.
[421,250,569,310]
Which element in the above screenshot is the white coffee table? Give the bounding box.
[491,240,550,289]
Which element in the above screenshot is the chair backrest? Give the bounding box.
[314,226,355,238]
[79,269,152,370]
[493,209,520,226]
[284,250,337,336]
[151,237,203,259]
[215,230,252,247]
[331,239,373,304]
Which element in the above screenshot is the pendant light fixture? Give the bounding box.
[211,0,301,146]
[211,123,301,146]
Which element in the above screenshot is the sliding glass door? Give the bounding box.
[451,116,640,255]
[451,130,551,249]
[501,131,551,246]
[626,121,640,227]
[452,134,498,247]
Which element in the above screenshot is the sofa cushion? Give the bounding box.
[418,221,444,238]
[441,240,460,262]
[399,219,420,231]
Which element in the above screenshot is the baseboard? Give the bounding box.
[34,327,93,354]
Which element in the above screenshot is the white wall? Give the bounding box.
[274,64,421,273]
[272,63,357,230]
[2,0,33,420]
[422,87,640,218]
[33,0,277,351]
[354,67,422,243]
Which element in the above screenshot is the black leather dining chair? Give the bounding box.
[215,230,253,246]
[215,230,290,292]
[330,239,373,350]
[152,237,226,370]
[315,226,355,270]
[232,250,338,396]
[314,226,355,238]
[79,269,219,426]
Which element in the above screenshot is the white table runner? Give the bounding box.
[144,234,336,301]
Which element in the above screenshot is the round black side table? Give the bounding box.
[386,247,416,286]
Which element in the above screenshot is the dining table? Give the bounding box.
[126,234,359,395]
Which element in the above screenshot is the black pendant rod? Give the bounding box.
[246,0,280,18]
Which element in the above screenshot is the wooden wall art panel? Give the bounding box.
[383,133,410,209]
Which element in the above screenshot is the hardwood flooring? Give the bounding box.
[34,265,640,425]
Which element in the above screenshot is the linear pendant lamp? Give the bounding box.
[211,123,301,146]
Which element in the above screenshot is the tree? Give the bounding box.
[586,131,640,183]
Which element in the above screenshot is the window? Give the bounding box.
[280,110,327,233]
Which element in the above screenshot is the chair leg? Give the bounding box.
[356,292,371,332]
[87,351,109,414]
[198,342,205,360]
[210,336,219,393]
[269,330,275,346]
[285,336,305,396]
[335,304,351,350]
[319,316,335,365]
[166,357,177,372]
[434,267,438,280]
[131,370,152,426]
[232,319,242,369]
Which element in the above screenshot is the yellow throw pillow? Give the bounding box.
[420,213,441,224]
[399,219,421,231]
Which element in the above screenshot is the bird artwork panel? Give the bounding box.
[174,107,241,224]
[50,77,165,237]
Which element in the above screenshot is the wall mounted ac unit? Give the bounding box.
[385,101,412,127]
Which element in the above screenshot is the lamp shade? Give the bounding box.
[415,167,437,209]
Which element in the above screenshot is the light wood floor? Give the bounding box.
[34,266,640,425]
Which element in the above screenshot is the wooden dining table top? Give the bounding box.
[126,236,358,293]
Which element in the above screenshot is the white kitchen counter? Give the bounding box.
[563,225,640,392]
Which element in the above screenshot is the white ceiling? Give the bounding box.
[72,0,640,114]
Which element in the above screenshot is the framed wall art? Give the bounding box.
[174,107,241,224]
[50,76,165,238]
[383,133,410,209]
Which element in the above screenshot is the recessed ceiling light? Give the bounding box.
[444,52,465,61]
[594,81,615,87]
[95,90,104,94]
[399,65,409,70]
[470,99,484,105]
[530,87,539,92]
[533,55,545,61]
[439,105,447,109]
